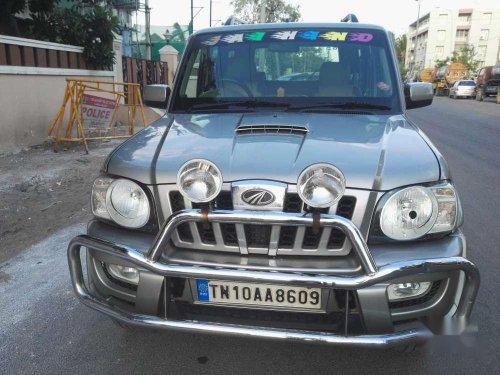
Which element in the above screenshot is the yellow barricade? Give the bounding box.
[48,79,147,153]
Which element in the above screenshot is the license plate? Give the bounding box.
[195,279,322,310]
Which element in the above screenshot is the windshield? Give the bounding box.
[172,28,401,113]
[459,81,475,86]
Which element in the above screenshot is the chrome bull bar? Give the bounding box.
[67,209,480,346]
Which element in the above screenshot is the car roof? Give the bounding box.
[193,22,388,36]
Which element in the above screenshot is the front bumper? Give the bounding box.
[68,209,479,348]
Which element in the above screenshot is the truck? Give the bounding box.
[66,18,479,351]
[434,63,467,96]
[475,63,500,101]
[417,68,436,91]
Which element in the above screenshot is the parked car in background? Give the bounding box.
[449,80,476,99]
[475,64,500,101]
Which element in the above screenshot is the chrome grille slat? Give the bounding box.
[235,224,249,255]
[268,225,280,256]
[162,185,362,257]
[318,227,333,249]
[293,227,306,252]
[212,223,224,247]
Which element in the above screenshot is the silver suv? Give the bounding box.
[68,20,479,349]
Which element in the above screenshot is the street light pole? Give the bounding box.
[145,0,151,60]
[209,0,212,27]
[413,0,422,73]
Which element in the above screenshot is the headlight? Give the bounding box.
[297,163,346,208]
[91,177,150,229]
[378,183,459,241]
[177,159,223,203]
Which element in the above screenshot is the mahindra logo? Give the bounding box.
[241,189,275,206]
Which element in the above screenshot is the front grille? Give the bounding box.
[174,301,364,334]
[169,189,356,256]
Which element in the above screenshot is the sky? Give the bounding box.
[145,0,499,36]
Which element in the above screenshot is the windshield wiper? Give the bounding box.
[288,102,391,112]
[187,100,290,113]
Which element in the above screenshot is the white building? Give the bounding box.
[405,8,500,72]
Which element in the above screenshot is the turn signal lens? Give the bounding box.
[91,177,113,220]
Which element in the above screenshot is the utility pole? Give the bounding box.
[191,0,194,31]
[260,0,266,23]
[145,0,151,60]
[209,0,212,27]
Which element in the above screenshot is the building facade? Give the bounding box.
[405,8,500,72]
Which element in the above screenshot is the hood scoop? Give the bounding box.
[236,124,308,136]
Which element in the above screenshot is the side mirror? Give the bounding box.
[143,84,171,109]
[404,82,433,110]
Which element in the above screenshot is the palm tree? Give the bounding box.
[172,22,186,42]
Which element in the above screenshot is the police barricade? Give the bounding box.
[48,79,147,153]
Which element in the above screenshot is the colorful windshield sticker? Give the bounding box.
[271,30,298,40]
[200,30,374,45]
[348,32,373,42]
[320,31,348,41]
[221,33,244,43]
[202,35,221,46]
[298,31,320,40]
[245,32,266,42]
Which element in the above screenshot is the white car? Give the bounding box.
[449,80,476,99]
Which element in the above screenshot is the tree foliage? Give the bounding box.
[434,45,481,74]
[451,45,481,73]
[434,57,450,69]
[231,0,301,23]
[0,0,118,70]
[394,34,407,64]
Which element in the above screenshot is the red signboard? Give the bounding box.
[82,94,116,128]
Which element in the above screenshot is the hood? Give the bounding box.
[107,112,440,191]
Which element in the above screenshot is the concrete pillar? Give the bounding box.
[159,44,179,85]
[112,32,123,84]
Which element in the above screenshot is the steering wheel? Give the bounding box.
[220,78,254,98]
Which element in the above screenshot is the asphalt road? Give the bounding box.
[1,97,499,375]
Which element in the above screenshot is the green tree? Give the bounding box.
[435,57,450,69]
[394,34,407,64]
[399,62,409,81]
[451,44,481,74]
[231,0,301,23]
[0,0,27,35]
[172,22,187,42]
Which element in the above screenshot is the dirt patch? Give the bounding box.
[0,141,123,263]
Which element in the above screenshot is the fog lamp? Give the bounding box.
[387,281,432,301]
[107,264,140,285]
